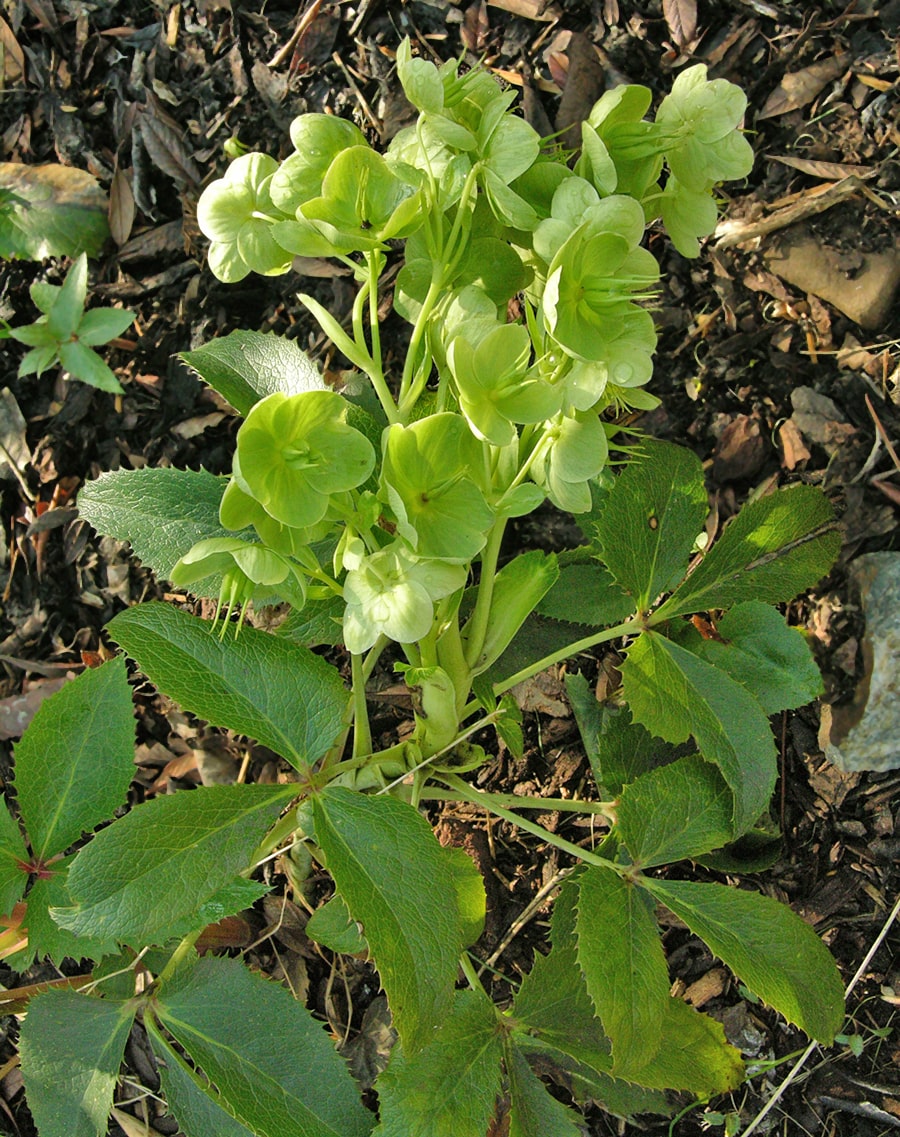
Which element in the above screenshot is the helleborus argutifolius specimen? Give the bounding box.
[196,152,294,282]
[447,322,559,446]
[170,536,308,633]
[380,414,493,562]
[234,390,375,529]
[342,542,466,654]
[531,411,609,513]
[656,64,754,191]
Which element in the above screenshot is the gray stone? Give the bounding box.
[819,553,900,772]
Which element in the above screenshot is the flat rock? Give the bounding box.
[765,226,900,331]
[819,552,900,772]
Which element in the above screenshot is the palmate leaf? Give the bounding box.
[642,877,845,1043]
[313,787,482,1053]
[655,483,840,619]
[108,602,347,772]
[53,783,294,945]
[575,865,670,1074]
[511,883,669,1116]
[622,630,776,835]
[78,467,230,590]
[373,990,503,1137]
[181,329,325,416]
[594,439,708,612]
[19,989,135,1137]
[153,956,373,1137]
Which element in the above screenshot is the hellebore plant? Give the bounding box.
[6,45,847,1137]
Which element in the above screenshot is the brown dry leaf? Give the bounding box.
[768,154,876,181]
[663,0,697,48]
[108,167,135,247]
[487,0,559,22]
[0,677,72,740]
[0,17,25,83]
[758,54,850,120]
[778,418,811,471]
[712,414,769,482]
[554,32,606,150]
[462,1,490,53]
[138,106,202,188]
[512,670,569,716]
[170,411,225,440]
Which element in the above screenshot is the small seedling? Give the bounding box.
[3,253,134,392]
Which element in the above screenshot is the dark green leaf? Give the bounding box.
[180,330,325,417]
[306,893,367,955]
[566,674,676,797]
[536,563,633,627]
[642,878,845,1043]
[153,1034,255,1137]
[617,755,733,867]
[374,990,503,1137]
[622,631,776,835]
[19,989,135,1137]
[575,866,670,1074]
[108,602,346,771]
[277,593,346,647]
[678,602,823,714]
[314,787,471,1053]
[14,658,135,860]
[78,467,230,589]
[0,803,27,917]
[656,485,840,619]
[11,855,118,967]
[505,1042,582,1137]
[595,440,708,611]
[54,783,294,945]
[155,956,373,1137]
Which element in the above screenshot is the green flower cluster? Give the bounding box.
[186,44,753,662]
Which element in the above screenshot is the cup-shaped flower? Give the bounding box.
[541,195,659,367]
[342,543,466,654]
[447,322,560,446]
[235,391,375,529]
[196,153,293,282]
[170,537,307,633]
[269,114,368,214]
[218,476,334,560]
[299,147,422,252]
[380,414,493,562]
[656,64,754,191]
[531,411,609,513]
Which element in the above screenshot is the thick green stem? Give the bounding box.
[351,652,372,760]
[157,928,204,986]
[418,786,615,818]
[437,774,624,873]
[462,518,508,671]
[492,617,643,697]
